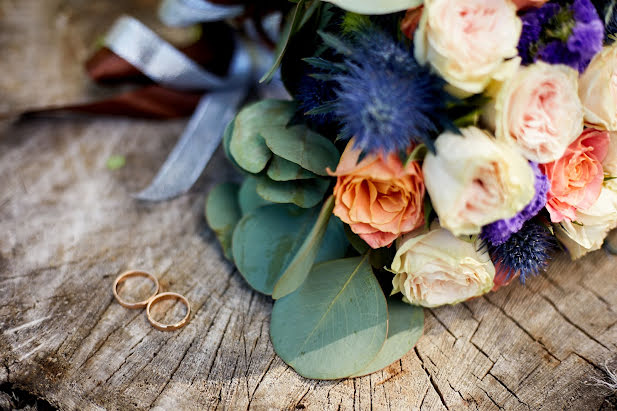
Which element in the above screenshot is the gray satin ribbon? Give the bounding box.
[102,12,255,201]
[134,39,253,201]
[102,2,287,201]
[159,0,244,27]
[105,16,235,91]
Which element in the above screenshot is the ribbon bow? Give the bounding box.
[100,0,285,201]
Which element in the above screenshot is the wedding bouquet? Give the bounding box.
[206,0,617,379]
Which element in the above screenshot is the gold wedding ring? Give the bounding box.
[113,270,160,309]
[146,292,191,331]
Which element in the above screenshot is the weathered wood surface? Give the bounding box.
[1,1,617,409]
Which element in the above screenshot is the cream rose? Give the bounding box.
[323,0,422,14]
[391,225,495,307]
[603,132,617,191]
[423,127,535,236]
[490,62,583,164]
[414,0,522,95]
[579,45,617,131]
[555,188,617,260]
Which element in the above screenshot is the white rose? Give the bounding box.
[414,0,522,95]
[391,225,495,307]
[489,62,583,164]
[579,45,617,131]
[555,188,617,260]
[423,127,535,236]
[323,0,422,14]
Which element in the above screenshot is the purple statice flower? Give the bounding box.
[481,162,550,246]
[519,3,561,64]
[518,0,603,72]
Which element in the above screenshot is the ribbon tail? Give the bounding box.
[134,88,247,201]
[158,0,244,27]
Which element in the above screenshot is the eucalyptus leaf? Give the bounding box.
[272,196,335,299]
[350,299,424,377]
[344,224,370,255]
[267,156,317,181]
[205,183,242,260]
[222,120,244,172]
[232,203,346,295]
[238,177,271,215]
[261,125,339,176]
[256,176,329,209]
[229,100,296,173]
[270,256,388,380]
[260,0,319,83]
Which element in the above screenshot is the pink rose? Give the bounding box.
[541,129,610,222]
[414,0,522,94]
[328,141,425,249]
[511,0,548,10]
[490,62,583,164]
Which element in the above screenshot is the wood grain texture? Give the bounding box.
[1,0,617,409]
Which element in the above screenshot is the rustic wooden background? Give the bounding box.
[1,0,617,409]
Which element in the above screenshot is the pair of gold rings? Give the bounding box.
[112,270,190,331]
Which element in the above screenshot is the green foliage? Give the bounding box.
[226,99,338,209]
[229,100,294,174]
[106,155,126,170]
[205,183,242,260]
[260,0,320,83]
[341,12,371,34]
[350,299,424,377]
[344,224,370,254]
[238,177,271,215]
[231,203,347,295]
[273,196,339,299]
[256,176,329,209]
[270,256,388,379]
[267,157,317,181]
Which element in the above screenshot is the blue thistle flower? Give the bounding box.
[296,68,339,129]
[486,221,556,284]
[333,28,452,154]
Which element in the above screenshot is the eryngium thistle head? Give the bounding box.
[296,68,339,129]
[334,28,451,154]
[486,220,556,285]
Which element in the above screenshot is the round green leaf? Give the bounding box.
[205,183,242,260]
[232,204,318,294]
[232,203,347,295]
[256,176,329,209]
[270,256,388,380]
[350,299,424,377]
[229,100,295,173]
[238,177,271,215]
[262,125,339,176]
[267,156,317,181]
[222,120,244,172]
[272,196,335,299]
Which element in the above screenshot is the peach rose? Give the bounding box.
[489,62,583,164]
[511,0,548,9]
[414,0,522,95]
[540,128,610,223]
[328,141,424,249]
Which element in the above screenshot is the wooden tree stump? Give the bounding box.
[1,1,617,409]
